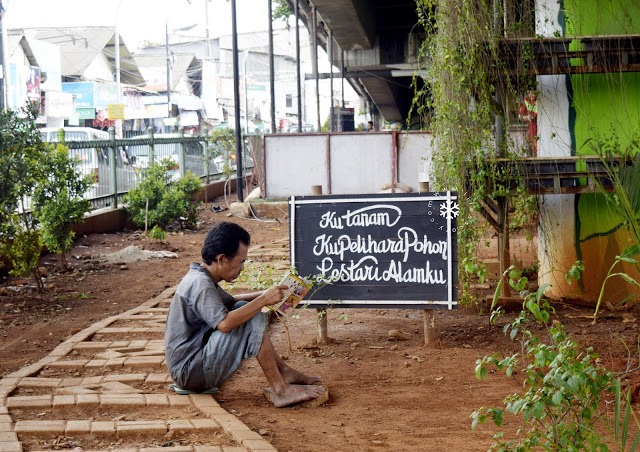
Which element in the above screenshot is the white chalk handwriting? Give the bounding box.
[311,203,451,286]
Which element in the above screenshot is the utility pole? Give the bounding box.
[204,0,211,60]
[294,0,302,132]
[311,6,320,132]
[231,0,244,201]
[268,0,276,134]
[0,0,7,110]
[115,0,122,104]
[340,50,345,108]
[243,50,249,135]
[329,30,334,132]
[165,19,172,120]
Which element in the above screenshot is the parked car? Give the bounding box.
[126,134,210,181]
[285,123,315,133]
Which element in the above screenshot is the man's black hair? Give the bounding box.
[202,221,251,265]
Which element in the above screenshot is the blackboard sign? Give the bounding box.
[289,192,458,310]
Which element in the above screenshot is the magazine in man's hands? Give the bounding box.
[272,271,313,316]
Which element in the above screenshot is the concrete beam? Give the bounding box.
[313,0,376,50]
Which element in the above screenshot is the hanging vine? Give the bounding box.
[410,0,539,304]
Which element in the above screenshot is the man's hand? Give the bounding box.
[259,285,289,308]
[217,284,289,333]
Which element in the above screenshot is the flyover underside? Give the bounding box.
[310,0,375,50]
[355,75,414,123]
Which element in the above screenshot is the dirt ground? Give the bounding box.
[1,198,640,451]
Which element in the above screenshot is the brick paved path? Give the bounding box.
[0,239,292,452]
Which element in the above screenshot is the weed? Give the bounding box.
[473,265,640,450]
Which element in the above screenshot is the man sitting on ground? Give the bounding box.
[164,221,323,407]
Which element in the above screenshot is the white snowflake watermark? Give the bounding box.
[439,201,459,220]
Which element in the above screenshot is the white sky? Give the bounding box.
[5,0,276,49]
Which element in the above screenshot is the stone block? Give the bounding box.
[76,393,101,405]
[117,420,167,435]
[91,421,116,434]
[66,420,91,435]
[52,395,76,407]
[190,418,220,430]
[14,420,65,435]
[6,395,52,408]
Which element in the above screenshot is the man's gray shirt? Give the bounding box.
[164,263,234,390]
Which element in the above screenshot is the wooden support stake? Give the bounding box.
[310,184,328,343]
[317,309,328,343]
[418,182,435,346]
[497,197,511,298]
[423,310,435,346]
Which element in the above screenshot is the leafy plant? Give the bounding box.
[272,0,293,29]
[207,128,236,177]
[474,265,640,451]
[224,261,337,351]
[33,143,92,269]
[592,247,640,323]
[123,160,202,232]
[225,261,283,292]
[149,225,167,241]
[0,230,43,287]
[269,269,337,351]
[0,107,51,288]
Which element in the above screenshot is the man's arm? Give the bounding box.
[232,291,264,302]
[216,285,287,333]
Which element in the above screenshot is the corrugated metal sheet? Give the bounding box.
[23,26,144,86]
[7,30,38,65]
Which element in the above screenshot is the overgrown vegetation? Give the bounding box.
[409,2,640,445]
[123,159,202,234]
[0,108,92,286]
[473,267,640,450]
[411,0,540,304]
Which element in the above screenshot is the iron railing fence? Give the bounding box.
[56,128,254,210]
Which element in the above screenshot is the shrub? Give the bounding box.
[472,266,640,451]
[33,143,92,269]
[0,107,50,287]
[124,160,202,232]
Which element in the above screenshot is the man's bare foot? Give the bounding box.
[280,365,322,385]
[265,384,324,408]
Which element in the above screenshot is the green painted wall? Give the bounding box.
[564,0,640,155]
[564,0,640,245]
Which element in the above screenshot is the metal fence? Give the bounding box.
[53,128,254,211]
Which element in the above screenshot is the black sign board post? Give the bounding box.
[288,192,458,345]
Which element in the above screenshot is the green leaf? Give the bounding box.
[617,255,638,264]
[532,400,545,419]
[611,273,640,288]
[490,278,503,313]
[491,408,504,426]
[475,363,487,380]
[621,243,640,258]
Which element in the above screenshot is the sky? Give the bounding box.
[4,0,276,49]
